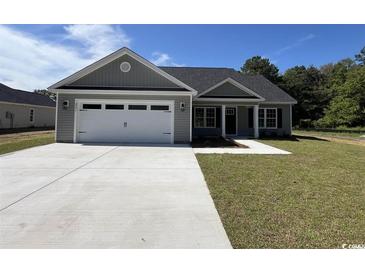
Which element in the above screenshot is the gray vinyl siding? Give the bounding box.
[0,102,55,129]
[68,55,180,88]
[201,82,255,98]
[56,93,191,143]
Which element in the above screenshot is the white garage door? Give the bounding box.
[76,100,174,144]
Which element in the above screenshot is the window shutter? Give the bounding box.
[277,108,282,128]
[248,108,253,128]
[192,107,195,128]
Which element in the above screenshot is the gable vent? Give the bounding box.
[120,62,131,72]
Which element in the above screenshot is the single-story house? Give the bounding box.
[49,47,296,144]
[0,83,56,129]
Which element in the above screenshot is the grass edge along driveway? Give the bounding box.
[0,131,55,155]
[196,136,365,248]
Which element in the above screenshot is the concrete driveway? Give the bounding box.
[0,143,231,248]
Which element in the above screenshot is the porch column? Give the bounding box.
[221,105,226,137]
[253,105,259,138]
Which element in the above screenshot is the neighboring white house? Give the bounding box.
[0,83,56,129]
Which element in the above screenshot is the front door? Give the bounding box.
[225,107,237,135]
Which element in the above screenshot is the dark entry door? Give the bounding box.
[225,107,237,135]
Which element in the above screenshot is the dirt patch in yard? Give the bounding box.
[192,137,248,148]
[0,127,54,135]
[318,136,365,147]
[295,134,365,147]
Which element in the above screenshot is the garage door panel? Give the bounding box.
[122,111,171,143]
[77,101,173,144]
[79,111,125,143]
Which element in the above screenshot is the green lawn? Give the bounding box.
[196,136,365,248]
[0,131,55,155]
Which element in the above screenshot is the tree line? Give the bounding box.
[240,47,365,128]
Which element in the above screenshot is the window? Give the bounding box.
[29,109,35,123]
[128,105,147,110]
[151,105,169,111]
[259,108,277,129]
[83,104,101,110]
[194,107,216,128]
[205,108,216,127]
[195,107,205,128]
[226,108,235,115]
[106,104,124,110]
[266,109,277,128]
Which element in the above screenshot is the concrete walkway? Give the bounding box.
[0,143,231,248]
[193,139,291,154]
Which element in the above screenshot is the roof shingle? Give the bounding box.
[0,83,56,107]
[160,67,296,103]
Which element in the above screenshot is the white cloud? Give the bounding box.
[275,33,316,55]
[0,25,184,91]
[0,25,131,90]
[150,52,185,67]
[64,25,131,59]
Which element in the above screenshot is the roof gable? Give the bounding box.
[201,82,257,98]
[65,54,182,89]
[198,78,262,99]
[49,47,197,94]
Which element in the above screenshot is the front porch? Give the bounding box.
[192,104,260,139]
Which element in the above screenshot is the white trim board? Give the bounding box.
[194,98,264,102]
[54,95,59,141]
[196,77,265,100]
[260,101,297,105]
[189,94,192,142]
[52,89,193,96]
[48,47,198,96]
[193,103,260,107]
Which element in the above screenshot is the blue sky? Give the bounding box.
[1,24,364,90]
